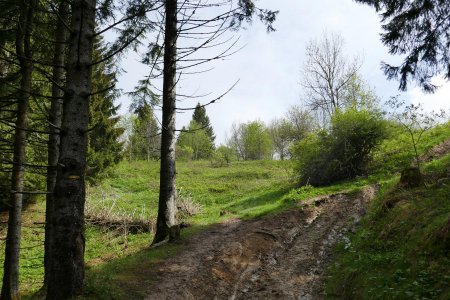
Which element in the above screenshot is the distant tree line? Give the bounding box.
[0,0,447,297]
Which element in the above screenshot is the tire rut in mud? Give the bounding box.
[143,186,377,300]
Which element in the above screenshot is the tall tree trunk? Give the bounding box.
[43,0,68,290]
[153,0,179,244]
[46,0,96,298]
[1,0,34,298]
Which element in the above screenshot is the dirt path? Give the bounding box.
[140,186,378,300]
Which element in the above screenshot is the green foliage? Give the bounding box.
[341,73,380,111]
[268,118,295,160]
[176,145,194,161]
[385,97,446,170]
[177,121,214,160]
[87,37,125,181]
[371,121,450,175]
[210,145,236,167]
[285,105,317,142]
[176,104,216,161]
[126,103,160,161]
[192,103,215,143]
[326,155,450,299]
[292,109,387,186]
[242,121,273,160]
[291,130,333,185]
[229,120,273,160]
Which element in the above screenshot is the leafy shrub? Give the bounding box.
[210,145,235,167]
[176,145,194,161]
[292,109,387,186]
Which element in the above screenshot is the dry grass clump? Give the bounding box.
[176,188,203,223]
[85,190,154,234]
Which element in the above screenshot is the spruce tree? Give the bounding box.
[47,0,97,296]
[87,37,124,180]
[192,103,216,144]
[1,1,35,297]
[128,103,160,161]
[152,0,277,243]
[177,120,214,160]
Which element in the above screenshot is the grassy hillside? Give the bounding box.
[1,159,294,296]
[86,159,295,221]
[1,121,449,298]
[371,122,450,175]
[326,154,450,299]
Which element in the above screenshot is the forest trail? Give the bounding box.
[123,186,378,300]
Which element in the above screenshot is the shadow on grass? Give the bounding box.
[223,185,294,219]
[83,246,174,299]
[25,185,295,300]
[80,224,212,300]
[79,186,295,299]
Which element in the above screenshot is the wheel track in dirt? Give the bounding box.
[142,185,378,300]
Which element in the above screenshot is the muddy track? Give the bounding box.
[142,186,378,300]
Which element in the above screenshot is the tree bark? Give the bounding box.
[43,0,68,290]
[1,1,34,299]
[153,0,179,244]
[46,0,96,298]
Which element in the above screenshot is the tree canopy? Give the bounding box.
[301,32,361,123]
[355,0,450,92]
[229,121,273,160]
[177,120,214,160]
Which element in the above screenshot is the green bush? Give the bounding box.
[292,109,387,186]
[210,145,235,167]
[176,145,194,161]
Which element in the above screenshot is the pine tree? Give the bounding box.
[128,103,160,161]
[192,103,216,144]
[0,0,20,210]
[1,0,35,297]
[47,0,97,296]
[87,37,124,180]
[134,0,277,244]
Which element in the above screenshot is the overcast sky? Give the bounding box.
[114,0,450,145]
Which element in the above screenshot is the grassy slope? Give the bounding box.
[1,121,449,298]
[370,122,450,176]
[82,160,298,299]
[87,159,294,221]
[0,159,295,297]
[83,123,450,299]
[326,155,450,299]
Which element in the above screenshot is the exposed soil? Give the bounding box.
[419,138,450,163]
[130,186,378,300]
